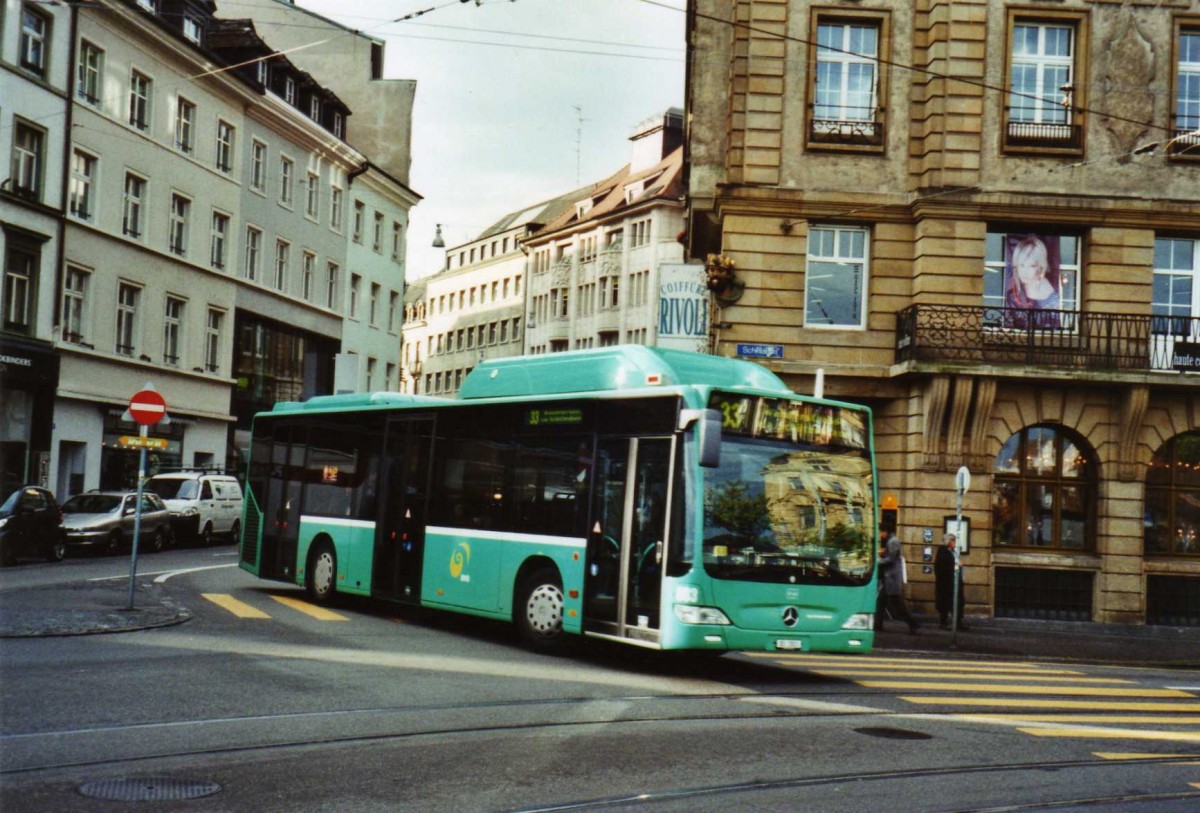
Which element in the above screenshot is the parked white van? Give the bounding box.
[145,472,244,546]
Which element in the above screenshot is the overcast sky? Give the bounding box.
[294,0,687,279]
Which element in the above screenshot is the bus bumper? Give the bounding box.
[664,624,875,654]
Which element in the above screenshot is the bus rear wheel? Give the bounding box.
[516,568,565,651]
[306,542,337,605]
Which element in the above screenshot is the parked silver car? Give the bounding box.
[61,491,174,555]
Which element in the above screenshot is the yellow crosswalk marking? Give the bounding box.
[862,681,1191,698]
[270,594,348,621]
[968,715,1200,725]
[773,659,1082,675]
[203,593,269,619]
[1019,727,1200,743]
[813,670,1132,684]
[747,652,1043,668]
[904,697,1200,711]
[1096,753,1200,760]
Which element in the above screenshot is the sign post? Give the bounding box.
[952,466,970,647]
[126,387,167,609]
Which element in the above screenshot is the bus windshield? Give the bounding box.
[702,394,875,586]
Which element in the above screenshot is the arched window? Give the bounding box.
[1144,432,1200,556]
[992,424,1097,550]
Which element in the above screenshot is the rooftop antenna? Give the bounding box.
[574,105,586,186]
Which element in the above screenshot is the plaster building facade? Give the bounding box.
[401,206,547,395]
[1,0,417,500]
[524,110,699,356]
[0,0,71,496]
[686,0,1200,625]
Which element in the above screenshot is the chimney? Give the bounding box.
[629,107,683,173]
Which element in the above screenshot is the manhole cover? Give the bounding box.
[853,726,933,740]
[78,777,222,802]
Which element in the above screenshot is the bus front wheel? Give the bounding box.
[516,568,565,651]
[306,542,337,605]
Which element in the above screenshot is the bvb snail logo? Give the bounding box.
[449,542,471,579]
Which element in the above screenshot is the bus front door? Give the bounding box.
[586,437,672,643]
[373,417,434,603]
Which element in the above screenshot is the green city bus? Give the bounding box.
[239,346,879,653]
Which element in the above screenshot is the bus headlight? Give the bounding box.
[841,613,873,630]
[674,605,731,625]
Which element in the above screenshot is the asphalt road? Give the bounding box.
[1,547,1198,812]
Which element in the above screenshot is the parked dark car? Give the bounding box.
[0,486,66,565]
[61,491,173,555]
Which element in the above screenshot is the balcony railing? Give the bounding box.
[896,305,1200,373]
[1004,119,1083,151]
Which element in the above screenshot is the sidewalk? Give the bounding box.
[1,580,1198,668]
[0,580,191,638]
[873,615,1200,669]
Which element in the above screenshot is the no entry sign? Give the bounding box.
[128,389,166,426]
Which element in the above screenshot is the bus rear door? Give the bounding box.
[373,417,434,602]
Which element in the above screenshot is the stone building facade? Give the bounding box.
[686,0,1200,624]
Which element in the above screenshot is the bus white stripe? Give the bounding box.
[426,525,585,548]
[300,515,375,529]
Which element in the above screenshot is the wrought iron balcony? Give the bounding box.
[895,304,1200,374]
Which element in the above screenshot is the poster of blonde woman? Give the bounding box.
[1004,234,1061,328]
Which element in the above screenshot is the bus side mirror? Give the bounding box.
[680,408,721,468]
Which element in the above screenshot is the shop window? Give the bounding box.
[983,231,1080,329]
[1144,431,1200,556]
[992,424,1097,551]
[804,225,868,328]
[995,567,1093,621]
[1146,575,1200,626]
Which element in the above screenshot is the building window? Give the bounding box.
[77,41,104,105]
[274,239,290,290]
[983,232,1079,329]
[3,243,38,334]
[204,308,223,373]
[630,219,651,248]
[373,212,384,253]
[182,13,202,44]
[1146,431,1200,556]
[333,112,344,139]
[62,266,88,344]
[327,262,339,309]
[256,59,268,86]
[10,120,45,200]
[350,274,361,318]
[1151,237,1200,368]
[175,97,195,154]
[352,201,365,243]
[129,70,151,131]
[245,226,262,281]
[19,5,48,76]
[216,121,235,173]
[366,357,376,390]
[388,291,399,332]
[804,226,868,328]
[306,172,319,219]
[168,194,190,256]
[386,362,396,391]
[330,186,344,231]
[369,283,380,326]
[122,173,145,239]
[302,251,316,301]
[310,96,321,121]
[1004,16,1083,152]
[1172,25,1200,158]
[392,221,403,260]
[210,211,230,270]
[284,77,296,105]
[163,296,184,366]
[809,17,885,149]
[992,424,1096,551]
[251,141,267,193]
[279,156,294,206]
[69,150,97,222]
[115,282,140,357]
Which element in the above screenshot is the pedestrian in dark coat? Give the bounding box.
[935,533,967,630]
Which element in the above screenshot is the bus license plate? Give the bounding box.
[775,639,805,651]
